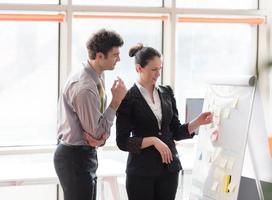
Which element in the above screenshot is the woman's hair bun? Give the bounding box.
[129,43,144,57]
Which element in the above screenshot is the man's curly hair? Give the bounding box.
[86,29,124,59]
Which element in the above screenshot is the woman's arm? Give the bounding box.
[166,86,212,140]
[142,137,173,164]
[165,86,195,140]
[116,93,138,151]
[166,86,213,139]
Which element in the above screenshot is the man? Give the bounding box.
[54,29,127,200]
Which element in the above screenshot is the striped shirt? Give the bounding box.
[57,62,115,146]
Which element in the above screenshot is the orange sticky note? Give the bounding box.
[268,136,272,158]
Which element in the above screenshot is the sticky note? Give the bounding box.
[211,97,215,105]
[211,130,219,142]
[228,182,236,192]
[213,148,221,159]
[211,181,219,191]
[192,178,205,189]
[209,122,215,129]
[199,152,203,160]
[223,175,231,192]
[219,157,227,169]
[268,136,272,158]
[227,158,235,170]
[206,152,212,163]
[213,168,224,178]
[207,104,211,111]
[214,107,221,117]
[223,108,230,119]
[214,116,221,126]
[231,97,239,109]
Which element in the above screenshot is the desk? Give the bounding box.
[97,159,126,200]
[0,158,125,200]
[177,143,195,200]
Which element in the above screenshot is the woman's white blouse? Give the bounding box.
[135,82,162,130]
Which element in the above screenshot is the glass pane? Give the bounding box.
[175,22,257,123]
[0,0,58,4]
[0,21,58,146]
[72,0,162,7]
[72,16,162,144]
[177,0,257,9]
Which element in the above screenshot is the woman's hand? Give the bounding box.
[197,112,213,125]
[153,138,173,164]
[188,112,213,133]
[141,136,173,163]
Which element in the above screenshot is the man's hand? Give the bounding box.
[110,77,127,110]
[84,132,109,147]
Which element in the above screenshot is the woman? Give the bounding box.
[116,44,212,200]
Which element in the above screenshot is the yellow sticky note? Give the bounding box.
[223,108,230,119]
[231,97,239,109]
[223,175,231,193]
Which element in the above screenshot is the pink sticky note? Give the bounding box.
[211,130,219,142]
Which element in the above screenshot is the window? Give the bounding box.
[175,20,257,123]
[0,0,58,4]
[72,0,163,7]
[0,1,263,153]
[0,19,59,146]
[177,0,257,9]
[0,1,269,200]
